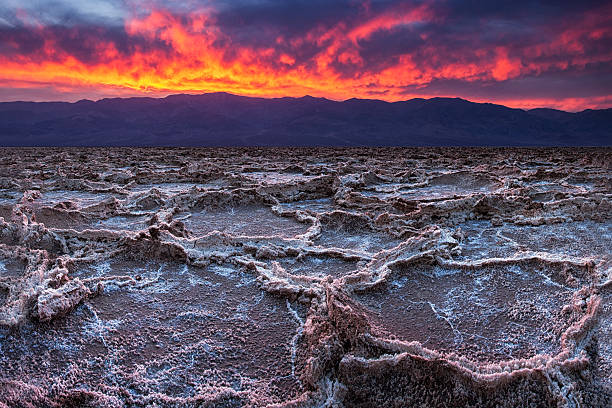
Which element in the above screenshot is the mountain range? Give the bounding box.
[0,93,610,146]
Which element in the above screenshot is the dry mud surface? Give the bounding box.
[0,147,610,408]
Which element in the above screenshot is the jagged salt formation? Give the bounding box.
[0,147,610,407]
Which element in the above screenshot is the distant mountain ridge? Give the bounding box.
[0,93,610,146]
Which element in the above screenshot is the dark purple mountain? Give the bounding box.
[0,93,610,146]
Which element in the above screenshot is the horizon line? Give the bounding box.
[1,91,609,114]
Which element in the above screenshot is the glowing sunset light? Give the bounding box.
[0,0,610,110]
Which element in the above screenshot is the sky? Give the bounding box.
[0,0,611,111]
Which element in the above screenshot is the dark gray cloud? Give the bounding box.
[0,0,129,26]
[0,0,610,109]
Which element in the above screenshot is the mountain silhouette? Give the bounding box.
[0,93,609,146]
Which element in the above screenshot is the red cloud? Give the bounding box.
[0,2,610,110]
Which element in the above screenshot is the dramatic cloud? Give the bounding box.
[0,0,610,110]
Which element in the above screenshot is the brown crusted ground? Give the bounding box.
[0,147,610,408]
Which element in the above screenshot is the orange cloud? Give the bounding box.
[0,3,610,111]
[481,95,612,112]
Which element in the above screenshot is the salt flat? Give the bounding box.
[0,147,610,407]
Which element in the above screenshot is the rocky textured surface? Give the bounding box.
[0,147,610,407]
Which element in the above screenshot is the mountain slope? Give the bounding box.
[0,93,609,146]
